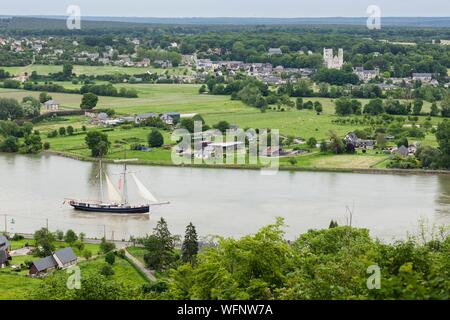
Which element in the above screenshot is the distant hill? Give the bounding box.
[2,16,450,28]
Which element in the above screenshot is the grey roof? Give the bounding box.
[136,113,157,119]
[395,145,409,157]
[33,256,57,272]
[0,234,8,251]
[54,247,77,264]
[44,100,58,105]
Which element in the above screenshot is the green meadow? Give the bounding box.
[0,80,441,170]
[2,64,192,76]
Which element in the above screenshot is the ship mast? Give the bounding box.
[99,158,104,203]
[122,162,128,205]
[114,149,137,205]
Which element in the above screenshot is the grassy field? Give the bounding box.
[127,246,147,265]
[2,64,193,76]
[0,81,442,170]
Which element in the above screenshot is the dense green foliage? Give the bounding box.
[85,131,111,157]
[162,219,449,300]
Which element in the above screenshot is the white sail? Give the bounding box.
[105,173,122,203]
[131,173,159,203]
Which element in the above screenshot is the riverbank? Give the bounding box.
[45,150,450,176]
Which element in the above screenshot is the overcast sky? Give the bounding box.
[1,0,449,17]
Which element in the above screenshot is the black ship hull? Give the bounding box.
[70,202,150,214]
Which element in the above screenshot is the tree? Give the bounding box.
[181,223,199,265]
[22,96,41,117]
[80,93,99,110]
[55,230,64,241]
[67,126,74,135]
[0,98,23,120]
[180,118,195,133]
[320,140,328,152]
[396,137,409,148]
[328,131,345,154]
[39,92,52,104]
[335,97,360,116]
[63,63,73,79]
[105,251,116,265]
[33,228,55,257]
[142,218,176,272]
[376,133,387,149]
[329,220,339,228]
[213,121,230,133]
[0,136,18,152]
[413,99,423,115]
[22,134,42,154]
[85,131,110,157]
[64,229,78,244]
[364,99,384,115]
[100,238,116,254]
[436,120,450,168]
[148,129,164,148]
[83,249,92,260]
[314,101,323,114]
[296,97,304,110]
[430,103,439,117]
[59,127,66,136]
[307,137,317,148]
[100,264,115,276]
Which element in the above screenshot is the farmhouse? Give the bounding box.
[412,73,433,83]
[0,235,11,268]
[353,67,379,82]
[29,247,77,276]
[161,112,181,125]
[0,234,9,251]
[43,100,59,111]
[268,48,283,56]
[345,132,375,149]
[135,113,157,124]
[394,145,409,157]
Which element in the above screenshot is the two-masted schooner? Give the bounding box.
[67,158,167,214]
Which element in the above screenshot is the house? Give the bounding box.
[394,145,409,157]
[44,100,59,111]
[0,234,9,251]
[160,112,180,125]
[29,256,58,275]
[135,113,157,124]
[353,67,379,82]
[53,247,77,269]
[412,73,433,83]
[29,247,77,276]
[268,48,283,56]
[13,74,30,83]
[261,146,283,157]
[344,132,375,149]
[154,60,173,68]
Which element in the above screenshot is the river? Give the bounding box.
[0,153,449,241]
